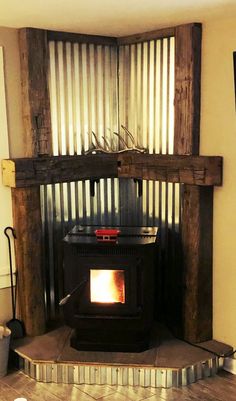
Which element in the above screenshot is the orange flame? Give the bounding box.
[90,269,125,303]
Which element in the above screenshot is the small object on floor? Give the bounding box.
[0,324,10,339]
[0,325,11,378]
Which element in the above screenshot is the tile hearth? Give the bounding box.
[11,325,232,389]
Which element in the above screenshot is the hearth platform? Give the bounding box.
[11,325,232,388]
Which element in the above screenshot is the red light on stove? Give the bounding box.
[95,229,120,242]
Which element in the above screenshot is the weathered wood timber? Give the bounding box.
[12,28,49,336]
[118,153,222,186]
[2,153,222,188]
[181,185,213,342]
[19,28,52,156]
[174,23,201,155]
[173,23,213,343]
[2,154,118,187]
[11,187,46,336]
[47,30,117,45]
[117,27,175,45]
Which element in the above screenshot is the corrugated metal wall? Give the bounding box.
[41,37,180,320]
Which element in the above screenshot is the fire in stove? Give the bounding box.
[90,269,125,303]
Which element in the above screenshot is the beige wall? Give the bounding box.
[0,27,23,324]
[0,17,236,347]
[201,16,236,349]
[0,288,12,324]
[0,27,24,157]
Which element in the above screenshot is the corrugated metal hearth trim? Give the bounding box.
[18,356,220,388]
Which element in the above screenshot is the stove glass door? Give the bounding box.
[90,269,125,304]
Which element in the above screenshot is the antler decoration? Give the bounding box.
[85,126,147,155]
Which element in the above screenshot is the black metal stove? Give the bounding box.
[62,225,158,352]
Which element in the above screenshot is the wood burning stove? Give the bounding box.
[62,226,158,352]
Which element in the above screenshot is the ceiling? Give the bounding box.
[0,0,236,36]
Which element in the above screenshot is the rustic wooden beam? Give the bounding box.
[181,185,213,342]
[2,153,222,188]
[11,28,50,336]
[174,23,201,155]
[2,154,118,187]
[117,27,175,45]
[19,28,52,156]
[47,30,117,45]
[48,26,174,46]
[11,187,45,336]
[174,23,213,343]
[118,153,222,186]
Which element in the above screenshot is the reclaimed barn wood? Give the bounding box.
[2,154,118,187]
[174,23,201,155]
[174,23,213,343]
[19,28,52,156]
[181,185,213,342]
[118,153,222,186]
[10,27,51,336]
[11,187,45,336]
[47,30,117,45]
[117,26,175,45]
[2,153,222,188]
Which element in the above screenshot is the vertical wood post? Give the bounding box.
[11,28,52,335]
[174,23,201,155]
[18,28,52,157]
[181,185,213,342]
[12,188,46,335]
[174,23,213,342]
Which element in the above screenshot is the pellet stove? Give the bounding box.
[62,226,158,352]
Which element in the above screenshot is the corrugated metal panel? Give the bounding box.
[18,356,220,387]
[42,36,178,319]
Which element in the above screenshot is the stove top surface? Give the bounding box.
[64,225,158,245]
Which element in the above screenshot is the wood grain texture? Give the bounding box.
[118,153,222,186]
[11,187,46,336]
[19,28,52,157]
[181,185,213,342]
[174,23,201,155]
[2,153,222,188]
[12,28,53,336]
[47,30,117,45]
[173,23,213,343]
[2,154,118,187]
[117,27,175,45]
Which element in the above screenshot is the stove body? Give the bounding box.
[63,226,158,352]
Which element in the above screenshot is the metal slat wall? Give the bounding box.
[118,38,180,315]
[41,36,180,320]
[118,38,179,233]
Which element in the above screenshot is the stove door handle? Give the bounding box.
[59,278,87,306]
[59,294,71,306]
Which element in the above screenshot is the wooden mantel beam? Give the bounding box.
[2,153,223,188]
[118,153,222,186]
